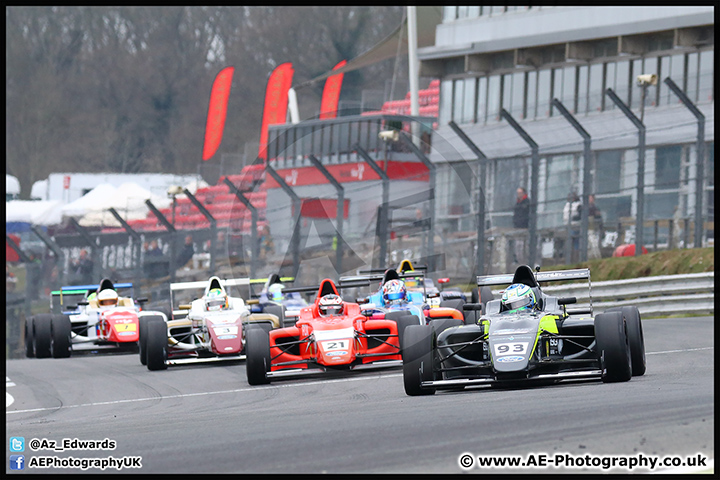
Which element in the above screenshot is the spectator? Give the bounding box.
[146,239,163,257]
[563,191,583,258]
[6,264,18,293]
[259,225,275,261]
[587,194,603,259]
[71,249,94,284]
[176,235,195,269]
[513,187,530,229]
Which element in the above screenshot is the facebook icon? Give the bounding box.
[10,455,25,470]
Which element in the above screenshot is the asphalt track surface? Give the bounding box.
[6,316,714,474]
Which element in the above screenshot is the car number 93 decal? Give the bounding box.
[493,342,528,356]
[322,340,349,351]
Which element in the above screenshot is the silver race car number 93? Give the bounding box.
[493,342,528,356]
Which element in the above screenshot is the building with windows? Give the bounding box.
[419,6,713,257]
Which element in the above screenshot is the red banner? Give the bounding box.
[265,161,429,188]
[319,60,347,120]
[258,63,294,161]
[203,66,235,161]
[300,198,349,219]
[6,234,20,263]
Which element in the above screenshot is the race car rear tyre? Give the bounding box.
[33,314,53,359]
[262,303,285,328]
[605,306,645,376]
[146,318,168,371]
[595,311,632,383]
[439,298,464,313]
[25,317,35,358]
[245,327,271,385]
[50,315,72,358]
[402,325,436,396]
[139,315,163,366]
[429,318,464,336]
[384,311,409,322]
[394,315,420,352]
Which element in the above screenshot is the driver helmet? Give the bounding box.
[268,283,285,303]
[382,279,407,305]
[501,283,536,313]
[318,294,344,317]
[97,288,118,309]
[205,288,228,311]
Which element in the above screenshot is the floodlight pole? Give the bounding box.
[605,88,645,256]
[663,77,706,248]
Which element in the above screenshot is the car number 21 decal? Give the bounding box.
[493,342,528,356]
[322,340,349,351]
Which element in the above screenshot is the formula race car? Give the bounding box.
[402,264,646,395]
[339,267,464,328]
[244,278,422,385]
[140,276,280,370]
[25,278,164,359]
[247,273,309,327]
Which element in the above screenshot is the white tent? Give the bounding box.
[61,183,117,217]
[6,200,64,226]
[78,182,172,227]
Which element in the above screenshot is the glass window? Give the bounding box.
[526,70,538,120]
[546,154,575,217]
[467,6,480,18]
[550,68,563,117]
[577,65,589,114]
[562,66,577,113]
[614,60,630,108]
[629,58,643,109]
[511,71,525,119]
[668,54,685,101]
[453,78,465,123]
[588,63,603,112]
[536,69,551,117]
[443,6,457,22]
[457,6,469,19]
[698,49,714,103]
[595,150,622,194]
[655,145,682,190]
[490,6,505,16]
[487,74,501,121]
[686,52,699,103]
[500,74,512,117]
[602,62,615,111]
[476,76,487,124]
[463,77,477,124]
[439,79,453,125]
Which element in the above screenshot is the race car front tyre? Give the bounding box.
[50,315,72,358]
[33,314,53,359]
[145,318,168,371]
[245,327,271,385]
[605,306,645,376]
[402,325,436,396]
[139,315,163,366]
[429,318,464,336]
[595,311,632,383]
[25,317,35,358]
[394,315,420,351]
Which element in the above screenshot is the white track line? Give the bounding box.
[6,373,403,415]
[7,345,714,415]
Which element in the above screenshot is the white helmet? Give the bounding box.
[97,289,118,308]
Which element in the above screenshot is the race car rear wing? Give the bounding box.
[169,278,251,291]
[476,268,591,287]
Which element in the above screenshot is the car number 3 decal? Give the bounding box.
[322,340,349,351]
[493,342,528,356]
